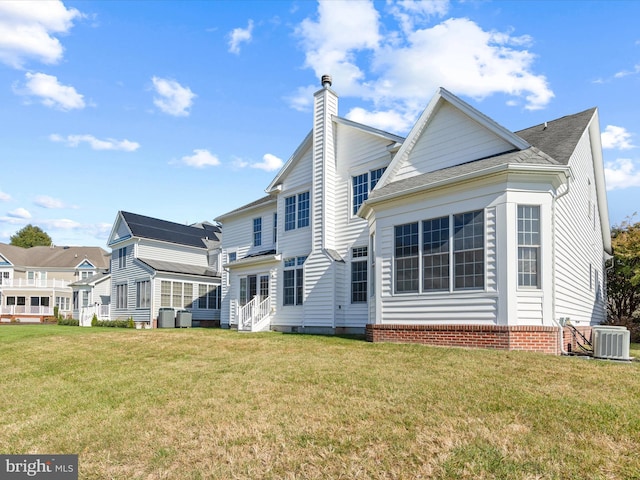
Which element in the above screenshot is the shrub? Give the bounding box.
[57,317,79,326]
[91,314,98,327]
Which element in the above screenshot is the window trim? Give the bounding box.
[352,167,387,215]
[517,205,541,289]
[351,246,368,304]
[284,192,310,231]
[253,217,262,247]
[283,256,306,306]
[393,210,485,295]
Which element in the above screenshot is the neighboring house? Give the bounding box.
[107,211,222,327]
[216,75,611,355]
[69,271,111,326]
[0,243,110,322]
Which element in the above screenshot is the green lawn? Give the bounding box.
[1,325,639,479]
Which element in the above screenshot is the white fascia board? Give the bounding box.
[587,110,612,254]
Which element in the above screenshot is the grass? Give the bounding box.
[1,325,639,479]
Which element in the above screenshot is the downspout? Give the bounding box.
[551,171,571,355]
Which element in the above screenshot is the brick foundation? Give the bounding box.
[562,325,592,354]
[365,324,560,355]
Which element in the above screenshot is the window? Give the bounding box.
[518,205,540,288]
[136,280,151,308]
[55,296,70,311]
[172,282,183,309]
[393,210,485,294]
[0,272,8,285]
[208,285,221,309]
[6,296,15,306]
[82,291,89,307]
[160,281,171,307]
[285,196,296,231]
[273,213,278,244]
[284,192,310,231]
[394,223,419,293]
[116,284,127,309]
[352,173,369,215]
[253,217,262,246]
[228,252,236,262]
[352,167,387,214]
[81,271,91,280]
[453,210,484,290]
[351,247,368,303]
[118,247,126,269]
[283,256,306,305]
[423,216,450,291]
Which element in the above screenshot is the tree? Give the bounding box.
[607,218,640,340]
[9,224,53,248]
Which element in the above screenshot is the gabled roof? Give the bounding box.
[515,108,596,165]
[264,115,405,195]
[115,211,221,249]
[0,243,110,269]
[215,195,276,222]
[375,87,530,192]
[366,147,563,205]
[68,271,110,287]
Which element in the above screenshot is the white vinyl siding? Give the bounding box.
[393,103,514,181]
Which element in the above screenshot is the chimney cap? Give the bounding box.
[321,74,332,88]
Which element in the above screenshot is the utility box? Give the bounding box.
[592,326,630,361]
[157,308,175,328]
[176,310,192,328]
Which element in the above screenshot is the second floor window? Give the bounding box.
[284,192,310,231]
[253,217,262,246]
[118,247,126,269]
[353,167,387,214]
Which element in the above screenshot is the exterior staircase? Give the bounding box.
[237,296,271,332]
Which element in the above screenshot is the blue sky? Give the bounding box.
[0,0,639,247]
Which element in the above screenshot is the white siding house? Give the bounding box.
[107,211,222,328]
[216,77,611,354]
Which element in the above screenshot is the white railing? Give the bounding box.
[237,296,271,332]
[0,278,71,289]
[79,304,111,327]
[0,305,55,316]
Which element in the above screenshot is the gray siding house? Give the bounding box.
[107,211,222,327]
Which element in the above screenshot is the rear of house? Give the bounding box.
[217,76,611,354]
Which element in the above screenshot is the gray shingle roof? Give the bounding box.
[136,258,219,277]
[515,108,596,165]
[368,108,594,204]
[0,243,110,269]
[121,211,221,249]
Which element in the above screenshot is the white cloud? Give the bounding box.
[16,72,85,110]
[34,195,69,209]
[604,158,640,190]
[389,0,450,33]
[614,64,640,79]
[291,2,554,131]
[0,0,82,68]
[0,190,11,202]
[180,149,220,168]
[228,20,254,54]
[251,153,284,172]
[7,207,31,219]
[601,125,635,150]
[39,218,82,230]
[50,133,140,151]
[151,77,196,117]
